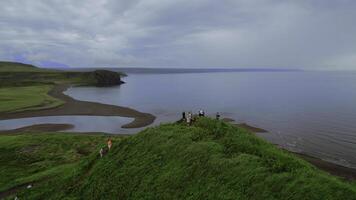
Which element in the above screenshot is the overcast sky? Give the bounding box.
[0,0,355,69]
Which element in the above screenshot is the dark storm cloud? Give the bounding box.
[0,0,355,69]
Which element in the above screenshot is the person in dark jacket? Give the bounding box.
[199,109,205,117]
[216,112,221,120]
[182,112,186,120]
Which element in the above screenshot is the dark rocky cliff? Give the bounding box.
[92,70,124,86]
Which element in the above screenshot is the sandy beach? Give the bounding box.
[221,118,356,181]
[294,152,356,181]
[0,84,156,128]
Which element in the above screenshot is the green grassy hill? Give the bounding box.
[0,85,63,113]
[0,61,124,114]
[4,118,356,200]
[0,61,124,87]
[0,133,112,192]
[0,61,56,72]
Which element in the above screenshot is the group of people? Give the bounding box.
[181,109,221,125]
[99,138,112,158]
[182,111,194,125]
[99,110,222,157]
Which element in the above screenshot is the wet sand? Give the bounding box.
[234,123,268,133]
[0,84,156,128]
[293,152,356,181]
[244,124,356,180]
[221,117,356,180]
[222,118,268,133]
[0,124,134,137]
[0,124,74,134]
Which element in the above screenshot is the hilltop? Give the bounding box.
[0,61,57,72]
[3,118,356,199]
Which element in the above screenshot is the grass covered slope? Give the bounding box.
[74,118,356,199]
[0,62,56,72]
[0,132,119,199]
[2,119,356,199]
[8,118,349,200]
[0,85,63,113]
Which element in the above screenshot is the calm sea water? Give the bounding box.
[65,71,356,168]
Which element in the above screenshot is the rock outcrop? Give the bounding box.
[92,70,124,86]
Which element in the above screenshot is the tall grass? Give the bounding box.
[18,118,354,200]
[2,118,356,199]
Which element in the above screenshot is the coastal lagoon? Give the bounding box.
[65,71,356,168]
[0,116,135,133]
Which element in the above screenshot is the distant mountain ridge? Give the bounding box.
[0,61,301,74]
[0,61,56,72]
[67,67,302,74]
[0,61,36,68]
[0,61,124,87]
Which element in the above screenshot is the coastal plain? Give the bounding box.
[1,62,356,199]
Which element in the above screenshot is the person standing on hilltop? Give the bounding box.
[107,139,113,151]
[182,111,186,121]
[187,112,192,126]
[198,109,203,117]
[199,109,206,117]
[100,148,104,157]
[216,112,221,120]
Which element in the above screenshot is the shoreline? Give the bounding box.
[0,123,74,134]
[222,118,268,133]
[1,93,355,181]
[0,84,156,129]
[293,151,356,181]
[2,122,356,181]
[0,124,134,137]
[222,118,356,181]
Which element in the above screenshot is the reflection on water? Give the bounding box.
[65,71,356,168]
[0,116,137,134]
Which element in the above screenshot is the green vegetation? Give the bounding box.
[1,61,355,199]
[0,61,124,113]
[0,85,63,113]
[0,69,96,87]
[2,118,356,199]
[0,61,124,87]
[0,132,121,199]
[0,62,56,72]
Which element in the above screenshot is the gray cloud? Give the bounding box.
[0,0,355,69]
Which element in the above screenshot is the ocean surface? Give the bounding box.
[66,71,356,168]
